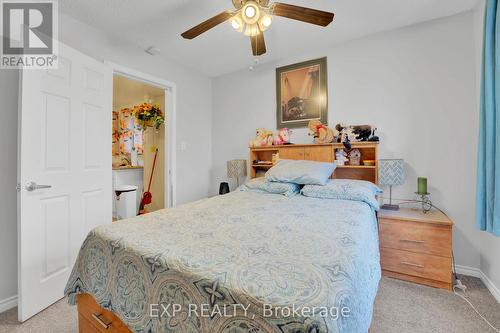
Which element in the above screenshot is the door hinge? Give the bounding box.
[16,183,21,192]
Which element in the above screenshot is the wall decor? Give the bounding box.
[112,108,144,167]
[276,57,328,128]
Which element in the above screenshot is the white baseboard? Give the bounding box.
[480,270,500,304]
[0,295,17,313]
[455,264,482,278]
[455,265,500,303]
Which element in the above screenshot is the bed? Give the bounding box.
[65,188,381,333]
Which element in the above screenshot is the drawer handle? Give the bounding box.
[401,261,425,268]
[92,313,110,330]
[400,239,425,244]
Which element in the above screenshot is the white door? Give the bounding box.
[17,42,112,321]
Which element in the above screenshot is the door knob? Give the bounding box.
[25,181,52,192]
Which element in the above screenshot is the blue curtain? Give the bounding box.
[477,0,500,236]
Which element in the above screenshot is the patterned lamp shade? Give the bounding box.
[227,159,247,179]
[379,159,406,186]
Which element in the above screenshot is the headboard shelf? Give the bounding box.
[249,142,379,183]
[336,165,376,169]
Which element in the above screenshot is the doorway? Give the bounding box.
[105,62,177,208]
[112,75,166,219]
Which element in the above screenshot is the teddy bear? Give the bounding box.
[308,120,335,144]
[273,128,292,145]
[249,128,274,147]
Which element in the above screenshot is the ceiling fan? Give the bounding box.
[181,0,335,56]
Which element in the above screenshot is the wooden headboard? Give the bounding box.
[249,143,379,184]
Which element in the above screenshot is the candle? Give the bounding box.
[417,177,428,194]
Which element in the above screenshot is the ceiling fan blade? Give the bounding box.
[272,3,334,27]
[181,11,233,39]
[251,33,266,56]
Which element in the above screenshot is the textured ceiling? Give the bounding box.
[60,0,480,77]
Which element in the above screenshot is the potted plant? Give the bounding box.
[132,102,165,130]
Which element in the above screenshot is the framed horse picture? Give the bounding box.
[276,57,328,128]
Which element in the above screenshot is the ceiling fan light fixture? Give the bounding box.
[258,14,272,31]
[243,23,260,37]
[242,1,260,24]
[181,0,335,57]
[231,14,244,32]
[245,6,256,18]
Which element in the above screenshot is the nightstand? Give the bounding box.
[378,208,453,290]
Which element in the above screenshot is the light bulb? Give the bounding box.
[258,15,272,31]
[241,2,260,24]
[230,14,243,32]
[231,19,240,30]
[261,15,272,27]
[245,6,256,18]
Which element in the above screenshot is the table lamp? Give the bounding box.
[227,159,247,188]
[378,159,406,210]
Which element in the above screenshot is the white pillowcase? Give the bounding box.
[265,159,336,185]
[301,179,382,210]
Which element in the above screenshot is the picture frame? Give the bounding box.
[276,57,328,129]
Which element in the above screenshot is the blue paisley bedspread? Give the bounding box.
[65,191,381,333]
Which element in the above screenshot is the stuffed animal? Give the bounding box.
[273,128,292,145]
[249,128,274,147]
[334,124,379,149]
[335,149,349,166]
[308,120,335,144]
[348,149,361,166]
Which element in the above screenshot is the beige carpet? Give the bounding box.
[0,275,499,333]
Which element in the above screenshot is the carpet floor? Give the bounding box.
[0,275,499,333]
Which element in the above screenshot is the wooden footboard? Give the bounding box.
[77,293,132,333]
[77,293,374,333]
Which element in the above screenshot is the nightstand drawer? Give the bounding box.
[379,219,452,257]
[380,248,451,283]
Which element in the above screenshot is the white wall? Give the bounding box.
[212,11,482,269]
[0,13,213,307]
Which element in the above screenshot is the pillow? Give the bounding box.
[240,177,301,197]
[301,179,382,210]
[265,159,336,185]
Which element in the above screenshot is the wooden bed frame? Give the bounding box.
[77,292,375,332]
[249,142,379,183]
[77,142,379,332]
[77,294,131,332]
